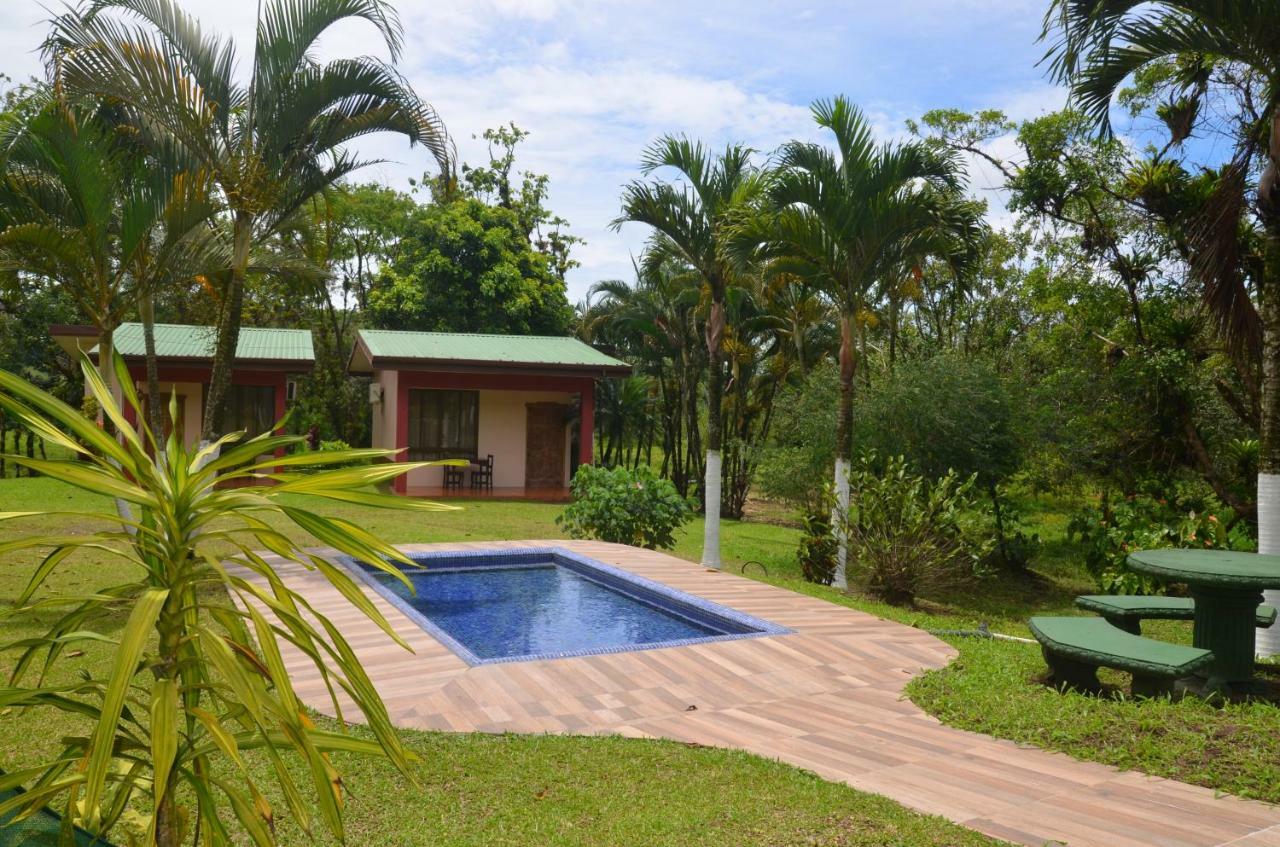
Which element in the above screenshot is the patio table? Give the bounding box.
[1127,549,1280,686]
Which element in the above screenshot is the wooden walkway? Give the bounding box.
[257,541,1280,847]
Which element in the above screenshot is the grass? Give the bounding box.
[0,477,1001,847]
[4,475,1279,836]
[907,637,1280,805]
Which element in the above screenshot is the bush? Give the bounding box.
[1067,483,1251,594]
[756,363,839,508]
[557,464,692,549]
[844,456,993,605]
[855,353,1023,488]
[797,486,838,585]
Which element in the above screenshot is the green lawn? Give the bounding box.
[3,476,1278,839]
[0,477,1000,847]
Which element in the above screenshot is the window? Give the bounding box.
[408,389,479,460]
[224,385,276,436]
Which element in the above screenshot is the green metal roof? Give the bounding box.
[354,329,629,373]
[108,322,314,363]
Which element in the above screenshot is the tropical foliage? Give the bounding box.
[844,456,993,605]
[44,0,452,440]
[0,354,451,845]
[557,464,692,550]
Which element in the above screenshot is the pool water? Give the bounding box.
[345,548,789,665]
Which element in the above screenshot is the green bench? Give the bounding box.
[1029,616,1215,697]
[1075,595,1278,635]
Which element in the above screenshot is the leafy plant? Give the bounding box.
[844,456,993,605]
[557,465,692,550]
[797,487,838,586]
[1067,485,1251,594]
[0,354,454,846]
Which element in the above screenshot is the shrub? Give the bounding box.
[557,464,692,549]
[1067,484,1251,594]
[844,456,993,605]
[756,362,838,508]
[980,488,1042,571]
[797,486,838,585]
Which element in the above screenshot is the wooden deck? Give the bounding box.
[252,541,1280,847]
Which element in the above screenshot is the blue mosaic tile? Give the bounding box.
[337,547,792,666]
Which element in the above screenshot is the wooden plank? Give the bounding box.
[230,539,1280,847]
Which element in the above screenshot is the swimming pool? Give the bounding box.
[341,548,790,665]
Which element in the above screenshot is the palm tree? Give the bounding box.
[583,253,705,493]
[0,100,134,408]
[613,140,764,569]
[1039,0,1280,653]
[45,0,452,443]
[758,97,968,587]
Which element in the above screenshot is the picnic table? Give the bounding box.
[1127,549,1280,687]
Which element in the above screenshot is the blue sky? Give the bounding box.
[0,0,1067,300]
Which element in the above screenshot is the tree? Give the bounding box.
[46,0,452,443]
[614,140,764,569]
[461,123,583,284]
[0,101,134,415]
[367,196,573,334]
[1040,0,1280,653]
[756,97,975,587]
[580,253,706,496]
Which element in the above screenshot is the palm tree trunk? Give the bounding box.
[888,290,899,374]
[201,211,253,443]
[97,327,117,433]
[701,299,725,569]
[1256,111,1280,658]
[141,290,166,442]
[832,311,856,589]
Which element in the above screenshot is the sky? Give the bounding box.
[0,0,1069,302]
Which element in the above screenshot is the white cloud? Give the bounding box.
[0,0,1062,298]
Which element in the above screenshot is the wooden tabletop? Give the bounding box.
[1128,549,1280,590]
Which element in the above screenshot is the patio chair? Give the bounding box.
[443,462,466,490]
[470,454,494,491]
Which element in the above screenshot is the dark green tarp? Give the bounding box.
[0,784,110,846]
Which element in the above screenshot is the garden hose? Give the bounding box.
[923,621,1036,645]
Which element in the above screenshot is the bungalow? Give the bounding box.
[50,322,314,448]
[349,329,631,496]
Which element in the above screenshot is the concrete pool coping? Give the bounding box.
[336,546,792,665]
[239,540,1280,847]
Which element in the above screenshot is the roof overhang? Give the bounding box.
[49,324,311,370]
[48,324,99,359]
[347,333,633,378]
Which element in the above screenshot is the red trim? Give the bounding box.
[362,358,629,378]
[579,384,594,467]
[396,370,594,394]
[48,323,98,338]
[272,373,287,469]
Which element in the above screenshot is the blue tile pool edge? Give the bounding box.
[335,546,793,666]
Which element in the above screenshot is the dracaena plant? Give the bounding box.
[0,354,453,846]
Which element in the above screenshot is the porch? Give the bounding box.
[403,485,572,503]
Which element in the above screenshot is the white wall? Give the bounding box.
[371,369,397,457]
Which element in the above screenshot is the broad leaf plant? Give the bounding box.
[0,354,454,845]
